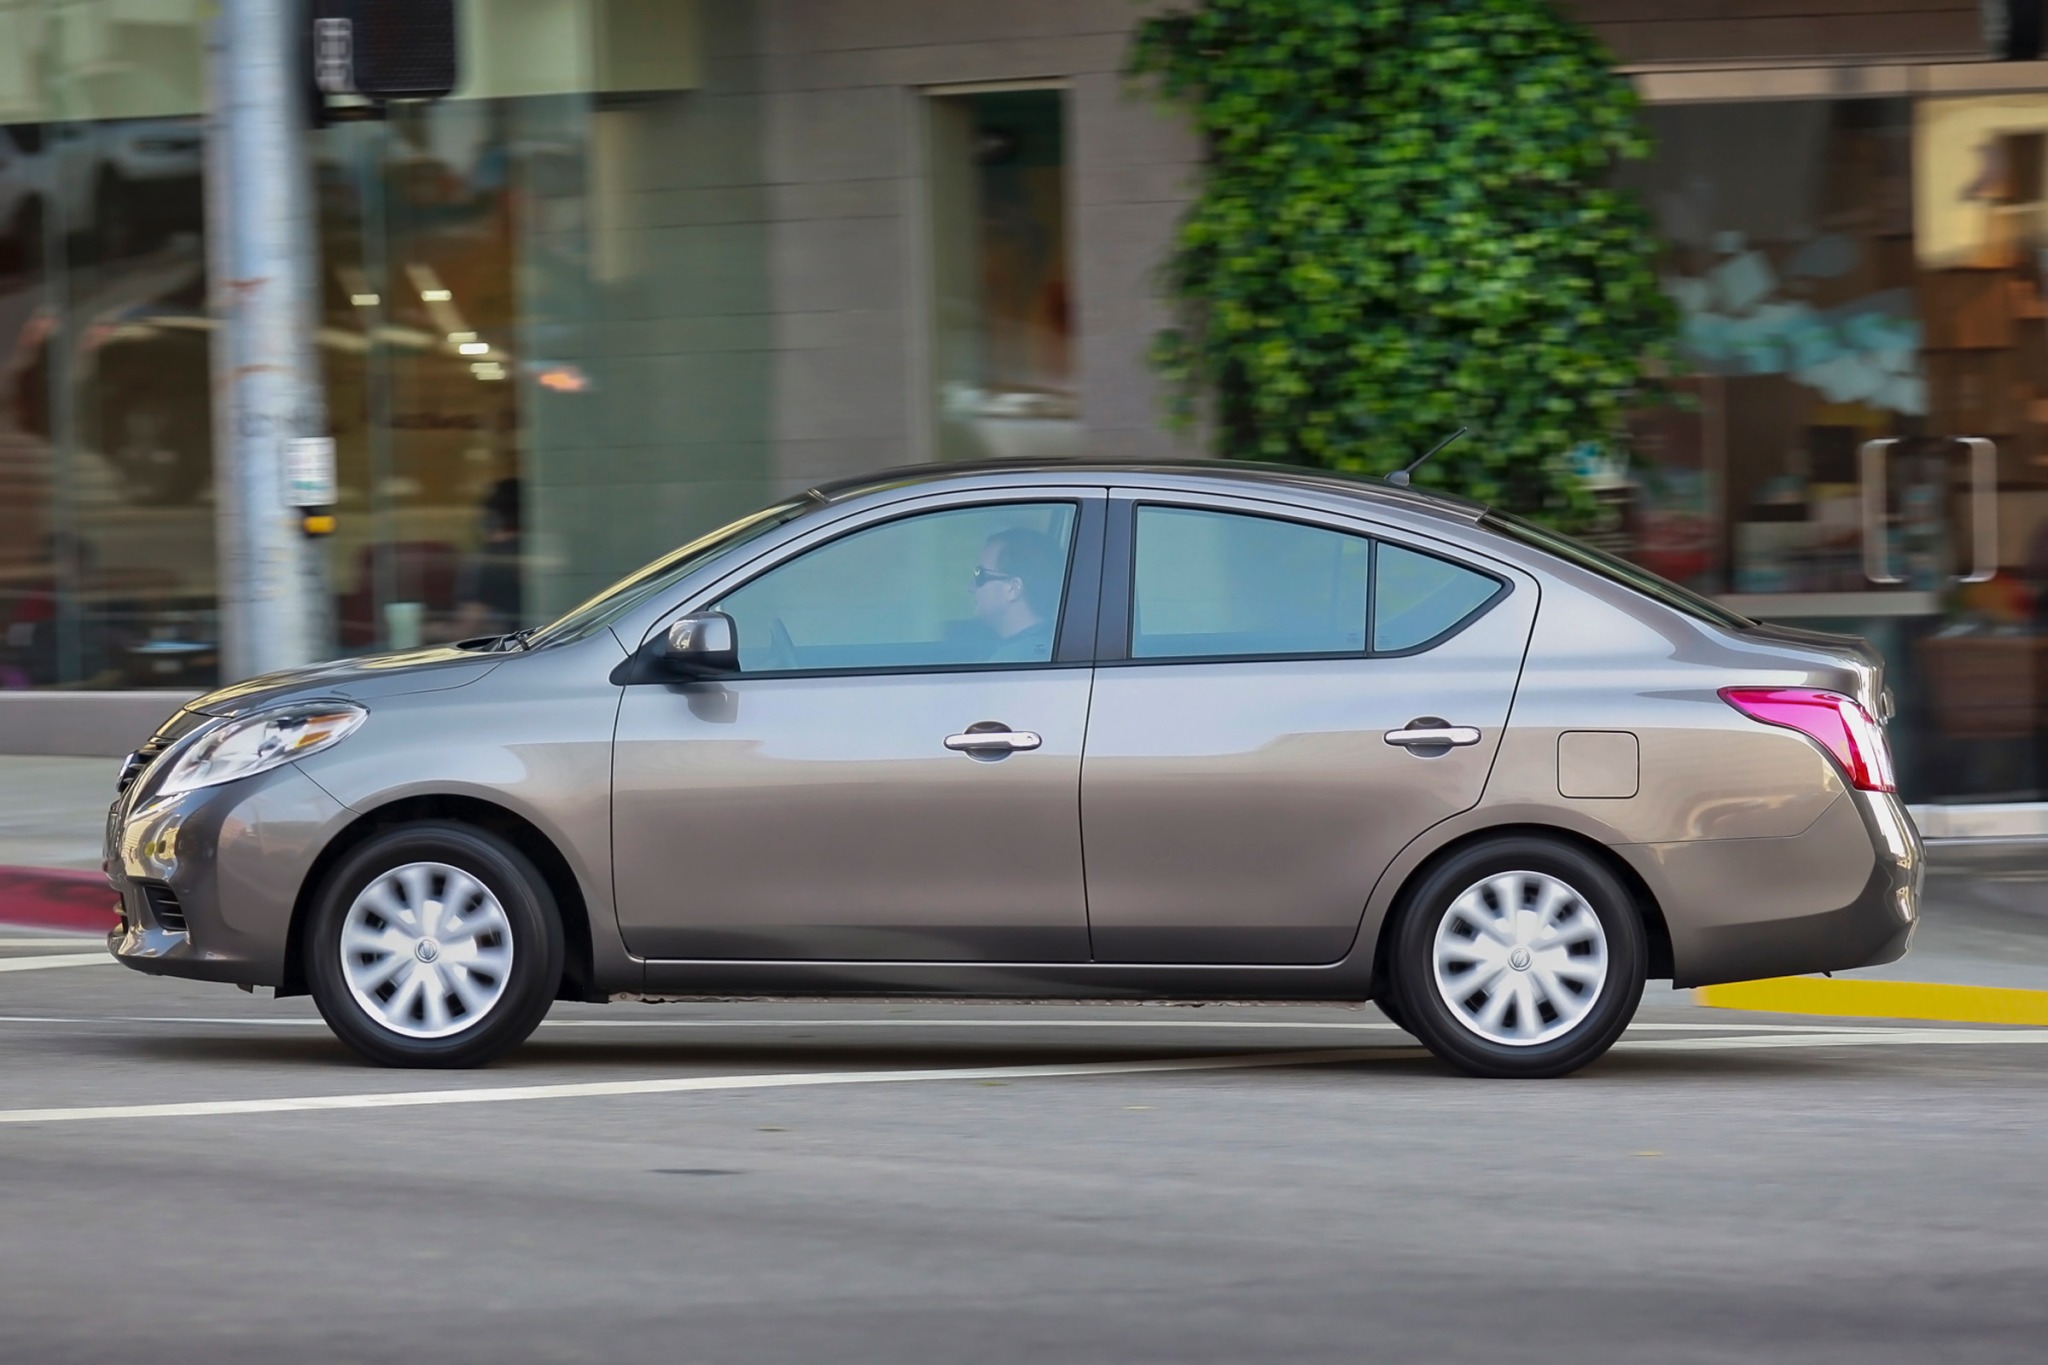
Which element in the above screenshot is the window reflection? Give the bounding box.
[0,120,54,689]
[2,112,215,690]
[318,104,528,652]
[928,88,1078,462]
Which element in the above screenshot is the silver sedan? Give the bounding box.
[105,462,1921,1077]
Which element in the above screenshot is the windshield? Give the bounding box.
[529,495,819,647]
[1479,510,1753,631]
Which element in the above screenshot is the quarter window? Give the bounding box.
[1131,507,1371,659]
[1372,542,1502,652]
[714,503,1078,673]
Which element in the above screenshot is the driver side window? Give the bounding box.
[713,503,1079,673]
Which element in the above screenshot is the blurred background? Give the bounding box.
[3,9,2048,1362]
[5,0,2048,838]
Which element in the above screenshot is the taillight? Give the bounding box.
[1720,687,1896,793]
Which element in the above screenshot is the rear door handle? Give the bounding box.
[944,729,1042,753]
[1384,724,1481,749]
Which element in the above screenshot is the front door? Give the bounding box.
[1080,500,1536,964]
[612,496,1100,961]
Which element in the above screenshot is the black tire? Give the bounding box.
[1388,836,1646,1079]
[307,822,564,1068]
[1374,993,1413,1035]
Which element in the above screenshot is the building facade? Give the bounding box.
[5,0,2048,834]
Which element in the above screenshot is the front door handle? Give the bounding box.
[1384,723,1481,749]
[944,728,1043,754]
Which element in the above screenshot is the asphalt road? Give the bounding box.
[2,943,2046,1365]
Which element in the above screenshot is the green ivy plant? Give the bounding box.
[1129,0,1676,522]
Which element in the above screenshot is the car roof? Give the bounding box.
[806,458,1487,523]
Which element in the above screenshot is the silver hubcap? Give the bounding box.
[1432,870,1607,1047]
[339,862,514,1039]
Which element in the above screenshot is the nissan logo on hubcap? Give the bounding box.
[1508,946,1532,971]
[414,939,441,964]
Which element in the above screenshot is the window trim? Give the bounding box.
[641,494,1106,683]
[1100,497,1511,669]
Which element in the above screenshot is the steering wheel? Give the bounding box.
[766,617,798,672]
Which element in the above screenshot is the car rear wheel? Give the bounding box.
[1388,836,1645,1079]
[307,823,563,1068]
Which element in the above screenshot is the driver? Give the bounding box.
[972,528,1062,663]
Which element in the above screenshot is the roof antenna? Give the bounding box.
[1387,427,1467,486]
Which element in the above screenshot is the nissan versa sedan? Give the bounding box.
[104,462,1922,1078]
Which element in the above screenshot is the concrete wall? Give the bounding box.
[519,4,780,619]
[753,0,1204,488]
[520,0,1206,615]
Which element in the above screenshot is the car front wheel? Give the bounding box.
[1388,836,1646,1079]
[307,823,564,1068]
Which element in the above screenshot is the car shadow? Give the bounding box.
[85,1028,1979,1084]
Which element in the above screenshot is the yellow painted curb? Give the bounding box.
[1696,977,2048,1027]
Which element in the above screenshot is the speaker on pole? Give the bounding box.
[1986,0,2047,61]
[312,0,459,103]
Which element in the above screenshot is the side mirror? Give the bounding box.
[661,611,738,676]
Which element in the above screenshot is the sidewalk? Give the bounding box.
[0,756,119,935]
[0,756,114,873]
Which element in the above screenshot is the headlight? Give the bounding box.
[154,701,367,797]
[120,798,187,880]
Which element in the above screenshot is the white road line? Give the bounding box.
[0,1047,1401,1125]
[0,1028,2041,1127]
[0,953,110,974]
[0,938,106,949]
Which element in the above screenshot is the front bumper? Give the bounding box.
[105,764,351,988]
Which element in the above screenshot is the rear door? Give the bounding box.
[1079,494,1537,964]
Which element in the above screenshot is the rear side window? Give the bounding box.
[1128,505,1507,661]
[1373,543,1503,652]
[1132,507,1370,659]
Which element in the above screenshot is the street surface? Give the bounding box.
[3,938,2046,1364]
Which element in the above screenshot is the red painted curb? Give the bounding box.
[0,867,120,934]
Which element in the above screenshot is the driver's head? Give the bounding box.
[972,528,1061,632]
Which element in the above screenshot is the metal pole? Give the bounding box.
[207,0,330,680]
[36,23,81,684]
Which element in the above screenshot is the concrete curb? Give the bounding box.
[0,867,118,934]
[1697,977,2048,1027]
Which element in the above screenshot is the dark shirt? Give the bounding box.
[987,618,1055,664]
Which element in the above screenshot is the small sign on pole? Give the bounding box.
[285,436,337,507]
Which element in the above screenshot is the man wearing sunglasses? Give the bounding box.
[971,527,1062,663]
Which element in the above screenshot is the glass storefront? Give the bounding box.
[1616,93,2048,811]
[2,0,767,685]
[1,0,215,691]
